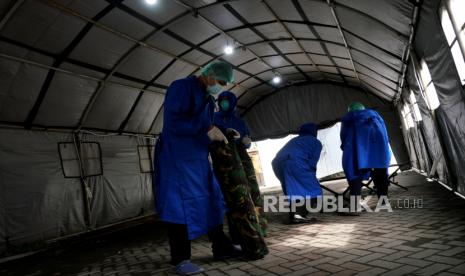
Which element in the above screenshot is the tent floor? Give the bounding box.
[2,171,465,276]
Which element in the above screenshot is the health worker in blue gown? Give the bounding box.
[153,61,240,275]
[214,91,252,148]
[272,123,323,223]
[340,102,391,199]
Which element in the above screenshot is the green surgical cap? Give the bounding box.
[348,102,365,112]
[200,61,234,83]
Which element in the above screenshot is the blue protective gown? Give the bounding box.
[340,109,391,181]
[153,76,225,240]
[213,91,250,148]
[271,123,323,199]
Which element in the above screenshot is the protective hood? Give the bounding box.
[342,109,377,124]
[217,91,237,116]
[299,123,317,137]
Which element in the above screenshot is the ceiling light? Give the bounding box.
[224,45,234,55]
[272,76,281,84]
[145,0,157,5]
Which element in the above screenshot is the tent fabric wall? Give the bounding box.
[404,66,449,184]
[0,129,87,251]
[243,82,410,169]
[397,105,420,170]
[407,0,465,194]
[0,128,155,253]
[400,80,433,174]
[81,134,154,228]
[406,126,430,173]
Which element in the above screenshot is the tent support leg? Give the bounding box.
[73,132,92,230]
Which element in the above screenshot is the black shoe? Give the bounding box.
[303,214,318,222]
[290,214,316,224]
[213,245,243,261]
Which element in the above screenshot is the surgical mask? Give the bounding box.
[219,100,230,111]
[207,84,222,95]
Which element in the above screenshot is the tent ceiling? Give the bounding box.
[0,0,416,134]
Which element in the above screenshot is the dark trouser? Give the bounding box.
[348,168,389,197]
[226,212,241,245]
[347,179,363,211]
[372,168,389,197]
[289,197,318,220]
[166,223,232,265]
[348,178,363,196]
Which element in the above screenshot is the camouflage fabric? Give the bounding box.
[236,143,268,237]
[209,137,268,260]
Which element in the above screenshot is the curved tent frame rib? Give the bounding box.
[145,0,286,134]
[235,39,402,77]
[0,0,415,135]
[326,0,362,88]
[290,0,346,82]
[55,0,272,132]
[22,1,117,129]
[0,36,170,90]
[261,0,325,79]
[222,3,311,81]
[235,59,399,87]
[0,52,167,96]
[0,0,24,30]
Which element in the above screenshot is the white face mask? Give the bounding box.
[207,83,222,95]
[219,99,230,111]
